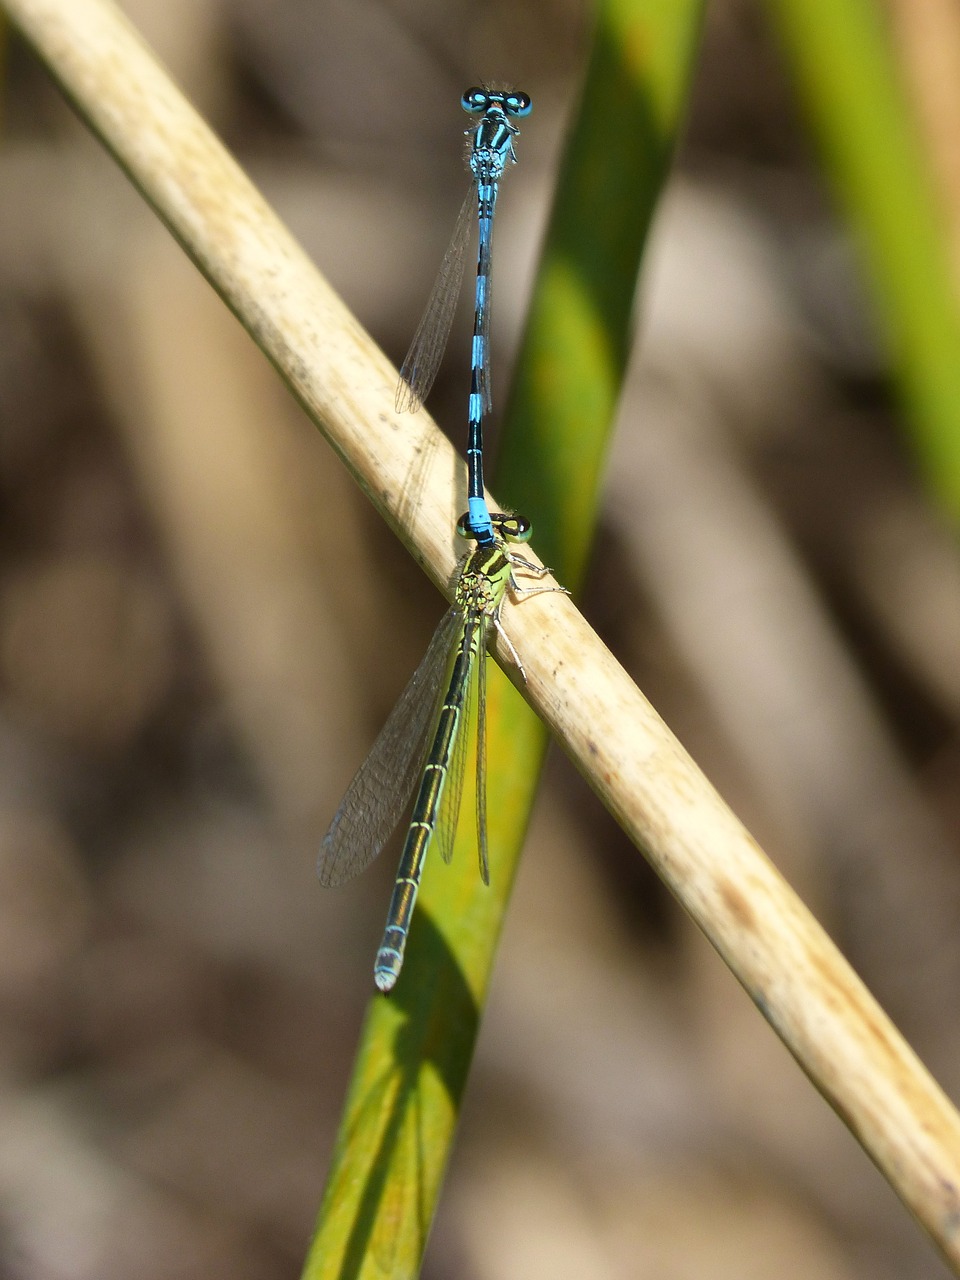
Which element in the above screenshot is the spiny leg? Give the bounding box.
[491,577,568,678]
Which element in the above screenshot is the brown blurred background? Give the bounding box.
[1,0,960,1276]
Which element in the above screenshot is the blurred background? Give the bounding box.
[1,0,960,1276]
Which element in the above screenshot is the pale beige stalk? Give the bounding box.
[889,0,960,293]
[5,0,960,1265]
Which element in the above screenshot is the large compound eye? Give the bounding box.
[461,87,488,114]
[504,91,532,117]
[497,513,533,543]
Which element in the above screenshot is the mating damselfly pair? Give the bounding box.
[318,87,563,991]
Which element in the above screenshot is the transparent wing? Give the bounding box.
[475,630,490,885]
[318,608,459,886]
[477,211,495,416]
[396,185,476,414]
[435,616,481,867]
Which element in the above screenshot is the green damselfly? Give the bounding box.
[318,512,562,992]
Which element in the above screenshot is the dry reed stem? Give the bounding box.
[5,0,960,1264]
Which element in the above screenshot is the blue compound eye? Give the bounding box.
[505,91,532,117]
[462,87,488,114]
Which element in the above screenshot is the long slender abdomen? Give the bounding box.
[465,179,499,540]
[374,618,482,992]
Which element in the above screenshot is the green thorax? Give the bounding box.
[454,541,512,615]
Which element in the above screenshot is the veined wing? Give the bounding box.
[476,203,496,416]
[396,185,475,414]
[318,607,460,886]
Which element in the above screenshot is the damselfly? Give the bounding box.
[318,512,561,992]
[396,87,532,543]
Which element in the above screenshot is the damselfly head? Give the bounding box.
[461,87,532,118]
[456,510,532,543]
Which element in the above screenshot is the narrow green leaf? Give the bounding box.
[500,0,705,586]
[765,0,960,519]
